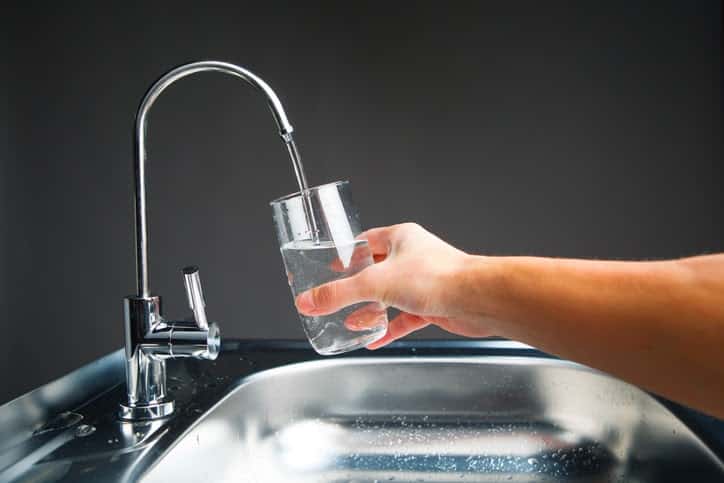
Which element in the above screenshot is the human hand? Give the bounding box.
[295,223,494,349]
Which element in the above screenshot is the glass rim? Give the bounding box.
[269,179,349,205]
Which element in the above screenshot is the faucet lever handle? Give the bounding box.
[182,266,209,330]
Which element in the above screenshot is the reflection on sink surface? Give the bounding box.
[143,357,723,482]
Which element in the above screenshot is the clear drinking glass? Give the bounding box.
[270,180,388,355]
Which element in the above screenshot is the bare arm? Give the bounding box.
[459,254,724,419]
[295,223,724,418]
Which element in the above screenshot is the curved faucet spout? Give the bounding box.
[122,61,300,419]
[133,60,296,297]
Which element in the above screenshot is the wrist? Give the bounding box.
[452,254,507,327]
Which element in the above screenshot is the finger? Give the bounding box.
[329,241,377,273]
[357,226,396,257]
[344,302,387,331]
[330,225,399,272]
[296,267,380,316]
[367,312,430,350]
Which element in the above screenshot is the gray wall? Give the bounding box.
[3,2,721,404]
[1,21,8,394]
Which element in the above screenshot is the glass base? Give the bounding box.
[311,325,387,356]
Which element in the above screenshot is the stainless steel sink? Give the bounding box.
[143,356,724,482]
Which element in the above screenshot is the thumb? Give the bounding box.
[295,268,380,316]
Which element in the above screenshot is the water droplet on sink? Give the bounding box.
[75,424,96,438]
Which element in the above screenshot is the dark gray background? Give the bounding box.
[2,2,721,405]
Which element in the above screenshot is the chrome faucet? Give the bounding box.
[120,61,297,420]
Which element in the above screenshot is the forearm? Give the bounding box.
[461,254,724,418]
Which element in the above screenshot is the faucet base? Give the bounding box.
[119,400,175,421]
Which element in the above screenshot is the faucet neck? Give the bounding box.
[132,61,295,297]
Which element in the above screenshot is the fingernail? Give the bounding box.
[296,291,315,314]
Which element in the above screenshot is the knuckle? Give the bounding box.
[356,267,385,302]
[371,279,394,307]
[378,287,394,307]
[401,222,422,232]
[397,222,417,232]
[313,283,336,308]
[394,223,424,245]
[354,270,374,297]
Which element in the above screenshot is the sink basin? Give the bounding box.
[143,356,723,482]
